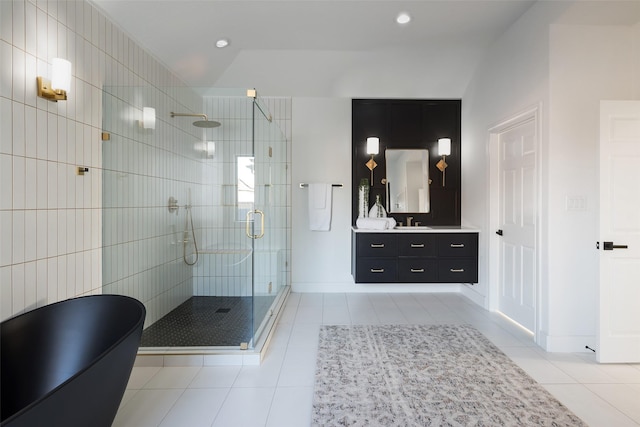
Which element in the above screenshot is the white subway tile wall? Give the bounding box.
[2,0,114,319]
[1,0,292,328]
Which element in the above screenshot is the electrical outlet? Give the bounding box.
[565,195,587,211]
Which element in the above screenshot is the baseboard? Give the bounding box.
[460,284,487,308]
[292,282,463,293]
[538,331,597,353]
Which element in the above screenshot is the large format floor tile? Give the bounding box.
[113,292,640,427]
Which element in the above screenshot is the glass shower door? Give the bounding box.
[250,94,288,345]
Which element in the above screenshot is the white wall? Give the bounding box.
[215,49,481,99]
[291,98,354,291]
[545,22,639,350]
[461,1,568,309]
[461,1,639,351]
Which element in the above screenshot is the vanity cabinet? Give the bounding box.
[352,231,478,284]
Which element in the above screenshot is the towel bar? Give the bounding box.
[299,183,343,188]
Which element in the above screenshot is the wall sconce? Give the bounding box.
[37,58,71,102]
[365,137,379,186]
[205,141,215,158]
[436,138,451,186]
[142,107,156,129]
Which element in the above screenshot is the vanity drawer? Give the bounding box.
[398,234,437,257]
[356,258,397,283]
[437,233,478,258]
[357,234,397,257]
[438,259,478,283]
[398,258,438,282]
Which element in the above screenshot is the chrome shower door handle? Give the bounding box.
[254,209,265,239]
[245,209,265,239]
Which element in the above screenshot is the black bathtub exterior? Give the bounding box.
[1,295,146,427]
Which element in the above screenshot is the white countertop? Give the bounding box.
[352,226,480,233]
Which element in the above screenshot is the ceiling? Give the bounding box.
[93,0,543,95]
[91,1,640,96]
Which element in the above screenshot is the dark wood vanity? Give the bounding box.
[352,229,478,284]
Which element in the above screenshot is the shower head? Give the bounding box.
[170,112,221,128]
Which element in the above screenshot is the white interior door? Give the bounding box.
[597,100,640,363]
[497,118,537,332]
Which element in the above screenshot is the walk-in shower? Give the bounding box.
[101,87,290,355]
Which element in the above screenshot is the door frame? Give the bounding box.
[487,104,543,343]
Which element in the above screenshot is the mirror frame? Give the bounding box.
[384,148,430,213]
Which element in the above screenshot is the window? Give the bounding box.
[237,156,255,221]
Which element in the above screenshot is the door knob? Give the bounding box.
[496,229,503,236]
[603,241,628,250]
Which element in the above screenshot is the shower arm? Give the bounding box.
[170,112,209,121]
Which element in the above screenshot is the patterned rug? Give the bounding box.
[312,324,586,426]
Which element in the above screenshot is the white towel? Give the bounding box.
[308,183,332,231]
[356,217,397,230]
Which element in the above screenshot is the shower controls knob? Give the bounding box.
[168,197,179,214]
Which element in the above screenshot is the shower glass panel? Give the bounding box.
[251,94,288,342]
[101,85,290,353]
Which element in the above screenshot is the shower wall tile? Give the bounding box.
[0,0,200,323]
[2,0,292,325]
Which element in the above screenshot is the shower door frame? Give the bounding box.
[248,92,290,348]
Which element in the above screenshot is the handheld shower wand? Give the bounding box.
[182,189,199,266]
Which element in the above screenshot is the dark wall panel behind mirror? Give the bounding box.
[352,99,461,226]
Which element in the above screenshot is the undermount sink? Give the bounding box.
[395,225,431,230]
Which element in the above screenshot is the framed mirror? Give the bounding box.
[385,148,430,213]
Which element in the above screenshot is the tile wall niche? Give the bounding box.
[0,0,201,324]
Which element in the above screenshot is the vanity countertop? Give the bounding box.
[352,226,480,233]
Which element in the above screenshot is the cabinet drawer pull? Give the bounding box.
[450,268,465,273]
[370,243,385,248]
[450,244,465,248]
[410,243,425,248]
[370,268,385,273]
[410,268,425,273]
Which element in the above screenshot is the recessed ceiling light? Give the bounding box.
[396,12,411,25]
[216,39,229,48]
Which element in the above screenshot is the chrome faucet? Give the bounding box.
[406,216,413,226]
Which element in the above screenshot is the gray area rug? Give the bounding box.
[312,324,586,426]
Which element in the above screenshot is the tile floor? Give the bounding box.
[113,293,640,427]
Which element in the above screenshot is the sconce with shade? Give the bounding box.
[436,138,451,186]
[365,137,379,186]
[142,107,156,129]
[205,141,215,158]
[194,141,216,158]
[37,58,71,102]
